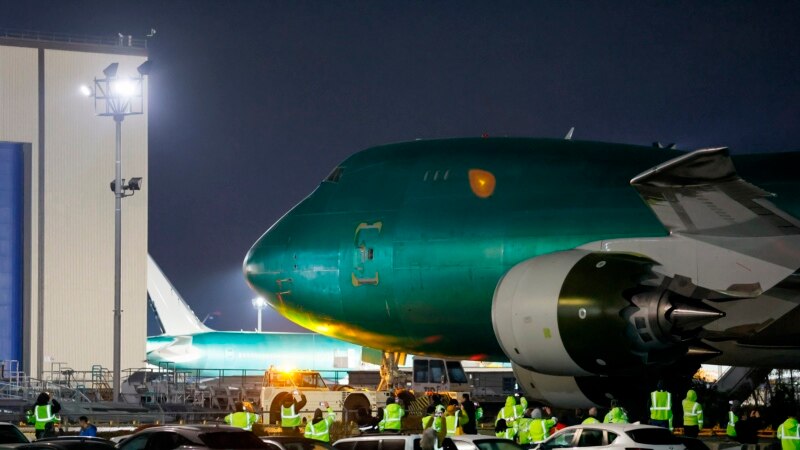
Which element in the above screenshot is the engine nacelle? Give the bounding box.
[512,363,634,408]
[492,250,723,377]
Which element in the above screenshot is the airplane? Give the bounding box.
[243,137,800,407]
[145,255,371,376]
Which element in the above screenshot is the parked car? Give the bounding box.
[15,436,115,450]
[0,422,29,449]
[261,436,335,450]
[116,425,267,450]
[534,423,686,450]
[334,434,458,450]
[450,434,527,450]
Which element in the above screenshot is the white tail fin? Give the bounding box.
[147,255,211,335]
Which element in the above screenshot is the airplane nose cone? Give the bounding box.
[243,231,287,303]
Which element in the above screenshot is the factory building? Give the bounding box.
[0,30,148,379]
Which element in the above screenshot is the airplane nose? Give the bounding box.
[243,231,287,302]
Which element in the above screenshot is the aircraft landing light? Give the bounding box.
[469,169,496,198]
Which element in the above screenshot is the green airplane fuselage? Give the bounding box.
[244,138,800,361]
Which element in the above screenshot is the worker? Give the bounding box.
[726,403,738,439]
[649,381,673,430]
[583,407,600,424]
[280,390,307,434]
[445,403,467,436]
[681,389,703,438]
[224,401,258,431]
[496,395,519,426]
[304,403,335,442]
[777,414,800,450]
[379,396,405,432]
[514,397,528,421]
[529,407,558,443]
[424,405,446,434]
[604,402,629,424]
[516,409,533,445]
[475,402,484,423]
[32,392,60,439]
[495,418,516,440]
[461,394,477,435]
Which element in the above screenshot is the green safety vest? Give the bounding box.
[304,410,334,442]
[496,427,516,440]
[424,415,444,432]
[380,404,404,431]
[726,411,738,437]
[529,418,556,443]
[34,405,58,431]
[516,418,532,444]
[445,411,464,436]
[777,419,800,450]
[582,417,600,425]
[650,391,672,421]
[682,400,703,428]
[225,411,257,431]
[281,404,301,427]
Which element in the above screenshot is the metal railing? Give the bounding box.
[0,28,147,49]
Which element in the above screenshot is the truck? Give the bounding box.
[260,357,472,424]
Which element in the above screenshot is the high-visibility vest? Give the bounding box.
[34,405,58,431]
[726,412,738,437]
[281,404,301,427]
[682,400,703,427]
[305,412,334,442]
[650,391,672,420]
[225,411,257,430]
[529,418,555,443]
[516,418,532,444]
[496,427,516,440]
[380,404,404,431]
[424,415,443,432]
[445,411,462,436]
[582,417,600,425]
[777,420,800,450]
[497,405,519,424]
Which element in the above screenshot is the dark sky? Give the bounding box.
[2,1,799,335]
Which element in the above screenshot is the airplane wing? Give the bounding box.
[630,147,800,238]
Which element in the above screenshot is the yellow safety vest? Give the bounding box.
[225,411,256,431]
[282,404,301,427]
[34,405,58,430]
[726,411,737,437]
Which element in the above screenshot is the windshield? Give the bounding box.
[475,439,523,450]
[200,431,266,449]
[446,361,468,384]
[627,429,682,445]
[0,425,28,444]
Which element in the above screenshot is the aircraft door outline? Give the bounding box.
[352,221,382,286]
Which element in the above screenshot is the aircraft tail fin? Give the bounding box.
[147,255,211,335]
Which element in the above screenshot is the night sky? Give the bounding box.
[2,1,799,335]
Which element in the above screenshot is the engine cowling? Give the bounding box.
[492,250,724,377]
[511,363,639,408]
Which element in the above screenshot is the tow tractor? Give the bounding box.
[259,355,472,424]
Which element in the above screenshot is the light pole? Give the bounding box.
[252,297,268,332]
[83,60,149,402]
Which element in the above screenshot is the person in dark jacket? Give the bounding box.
[461,393,477,434]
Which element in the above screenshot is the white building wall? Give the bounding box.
[43,50,148,374]
[0,42,148,377]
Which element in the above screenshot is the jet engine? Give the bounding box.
[492,250,725,379]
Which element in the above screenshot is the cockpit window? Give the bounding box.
[325,166,345,183]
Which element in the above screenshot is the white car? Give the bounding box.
[534,423,686,450]
[450,434,526,450]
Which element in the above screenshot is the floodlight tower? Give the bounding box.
[82,60,150,402]
[252,297,268,332]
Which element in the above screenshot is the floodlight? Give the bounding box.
[128,177,143,191]
[137,60,152,76]
[79,85,92,97]
[103,62,119,78]
[252,297,268,309]
[111,79,136,98]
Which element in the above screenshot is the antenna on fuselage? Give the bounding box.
[652,142,677,150]
[564,127,575,140]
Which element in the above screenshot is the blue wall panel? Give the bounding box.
[0,142,24,364]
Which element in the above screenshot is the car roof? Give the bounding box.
[558,423,666,433]
[263,436,326,442]
[335,434,422,442]
[449,435,509,442]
